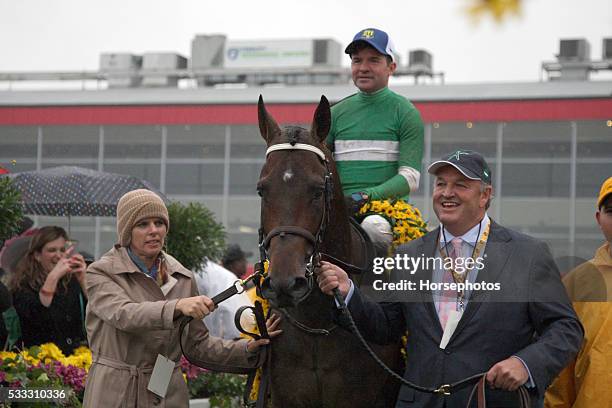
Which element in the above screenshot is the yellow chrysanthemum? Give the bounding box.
[19,350,39,365]
[0,351,17,361]
[38,343,66,364]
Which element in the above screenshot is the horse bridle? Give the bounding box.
[258,142,333,291]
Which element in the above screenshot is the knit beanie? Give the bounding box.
[116,189,169,247]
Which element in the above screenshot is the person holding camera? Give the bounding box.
[9,226,87,354]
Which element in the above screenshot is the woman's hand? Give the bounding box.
[176,296,215,320]
[68,253,88,297]
[68,254,87,281]
[40,256,73,307]
[48,257,74,279]
[246,314,282,353]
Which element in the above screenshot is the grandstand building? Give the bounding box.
[1,35,611,267]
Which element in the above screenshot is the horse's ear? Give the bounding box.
[311,95,331,143]
[258,95,280,144]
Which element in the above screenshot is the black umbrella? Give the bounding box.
[1,166,167,217]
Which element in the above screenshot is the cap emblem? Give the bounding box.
[361,29,375,39]
[448,150,470,161]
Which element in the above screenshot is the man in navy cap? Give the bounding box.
[317,149,583,407]
[327,28,424,251]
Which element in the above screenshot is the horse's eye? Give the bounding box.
[257,188,263,197]
[313,188,324,199]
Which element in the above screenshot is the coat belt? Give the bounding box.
[92,353,180,407]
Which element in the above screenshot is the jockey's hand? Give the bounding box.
[246,313,282,353]
[486,357,529,391]
[316,261,351,298]
[344,192,369,215]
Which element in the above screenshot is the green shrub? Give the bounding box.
[166,201,226,271]
[0,177,24,241]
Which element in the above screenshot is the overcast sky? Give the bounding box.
[1,0,611,83]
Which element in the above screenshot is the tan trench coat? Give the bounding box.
[82,246,260,408]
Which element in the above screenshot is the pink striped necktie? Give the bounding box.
[438,237,463,329]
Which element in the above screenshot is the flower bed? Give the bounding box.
[0,343,90,407]
[0,345,245,407]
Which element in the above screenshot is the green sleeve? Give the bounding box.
[364,102,424,199]
[364,174,410,200]
[398,104,424,172]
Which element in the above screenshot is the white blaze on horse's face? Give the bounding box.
[283,169,294,183]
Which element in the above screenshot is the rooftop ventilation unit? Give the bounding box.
[191,34,226,69]
[408,49,433,75]
[603,38,612,60]
[313,39,342,67]
[99,53,142,88]
[141,53,188,87]
[558,39,590,62]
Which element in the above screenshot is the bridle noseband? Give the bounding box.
[258,142,332,286]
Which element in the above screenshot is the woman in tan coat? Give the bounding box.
[83,189,279,407]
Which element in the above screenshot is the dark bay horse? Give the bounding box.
[256,95,402,408]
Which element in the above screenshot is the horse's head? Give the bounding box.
[257,95,332,307]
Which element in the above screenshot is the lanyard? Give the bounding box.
[438,219,491,309]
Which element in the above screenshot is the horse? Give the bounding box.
[255,95,402,408]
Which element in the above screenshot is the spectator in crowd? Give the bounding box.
[0,281,12,348]
[9,226,87,354]
[545,177,612,408]
[83,189,280,407]
[317,150,583,407]
[221,244,252,279]
[194,259,253,339]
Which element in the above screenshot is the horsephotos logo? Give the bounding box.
[361,29,375,39]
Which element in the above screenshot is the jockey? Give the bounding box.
[327,27,424,251]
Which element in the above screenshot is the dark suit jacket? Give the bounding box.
[347,221,584,408]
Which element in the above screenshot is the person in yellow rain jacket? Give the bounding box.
[545,177,612,408]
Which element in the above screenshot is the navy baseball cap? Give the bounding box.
[428,150,492,185]
[345,28,397,63]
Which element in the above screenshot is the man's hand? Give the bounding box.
[316,261,351,298]
[486,357,529,391]
[246,314,283,353]
[176,296,215,320]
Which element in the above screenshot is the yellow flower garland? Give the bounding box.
[244,261,270,404]
[358,198,428,246]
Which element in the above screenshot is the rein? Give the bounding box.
[333,288,530,406]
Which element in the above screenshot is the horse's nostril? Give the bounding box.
[289,276,310,300]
